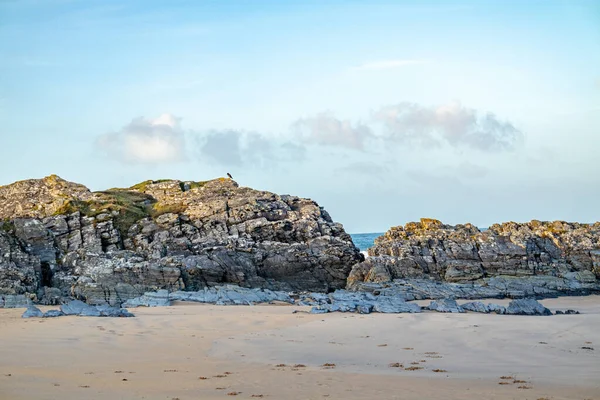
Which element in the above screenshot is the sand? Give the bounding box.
[0,296,599,400]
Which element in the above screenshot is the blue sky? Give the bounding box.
[1,0,599,232]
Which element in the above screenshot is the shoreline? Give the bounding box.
[1,296,598,400]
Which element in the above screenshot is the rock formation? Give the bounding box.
[0,175,362,305]
[348,218,600,297]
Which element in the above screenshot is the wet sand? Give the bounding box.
[0,296,599,400]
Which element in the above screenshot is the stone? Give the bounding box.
[21,305,43,318]
[122,290,170,307]
[505,298,552,316]
[461,301,490,313]
[95,304,135,317]
[42,310,64,318]
[371,297,421,313]
[427,299,465,313]
[1,294,32,308]
[60,300,101,316]
[356,304,373,314]
[486,303,506,314]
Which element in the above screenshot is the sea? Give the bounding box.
[350,232,384,252]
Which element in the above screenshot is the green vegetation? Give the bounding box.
[149,202,187,218]
[1,220,12,233]
[52,186,195,237]
[179,180,208,191]
[53,190,156,237]
[129,179,173,192]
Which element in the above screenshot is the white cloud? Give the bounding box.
[291,112,372,150]
[96,113,186,164]
[373,101,523,151]
[351,59,426,71]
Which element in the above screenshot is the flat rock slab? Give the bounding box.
[427,299,465,313]
[22,300,134,318]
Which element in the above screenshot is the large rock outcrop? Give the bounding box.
[0,175,362,305]
[348,218,600,297]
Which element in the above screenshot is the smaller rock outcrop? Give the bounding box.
[22,305,43,318]
[506,298,552,316]
[426,299,465,313]
[348,218,600,298]
[21,300,134,318]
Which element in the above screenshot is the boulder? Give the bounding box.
[21,305,43,318]
[60,300,101,316]
[461,301,490,313]
[42,310,64,318]
[122,290,171,307]
[427,299,465,313]
[505,298,552,316]
[95,304,134,317]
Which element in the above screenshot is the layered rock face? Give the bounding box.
[0,175,361,305]
[348,218,600,297]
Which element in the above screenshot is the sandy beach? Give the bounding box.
[1,296,598,400]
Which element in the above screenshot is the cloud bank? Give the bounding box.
[96,114,186,164]
[292,112,372,150]
[373,101,523,151]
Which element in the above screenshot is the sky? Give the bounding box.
[0,0,599,233]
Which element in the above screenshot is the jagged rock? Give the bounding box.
[461,301,490,313]
[427,299,465,313]
[42,310,64,318]
[1,294,32,308]
[0,175,362,306]
[60,300,101,316]
[22,305,43,318]
[348,218,600,298]
[122,290,171,307]
[505,298,552,316]
[306,291,421,314]
[555,309,580,315]
[372,297,421,313]
[95,304,134,317]
[357,304,373,314]
[486,303,507,314]
[169,285,293,305]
